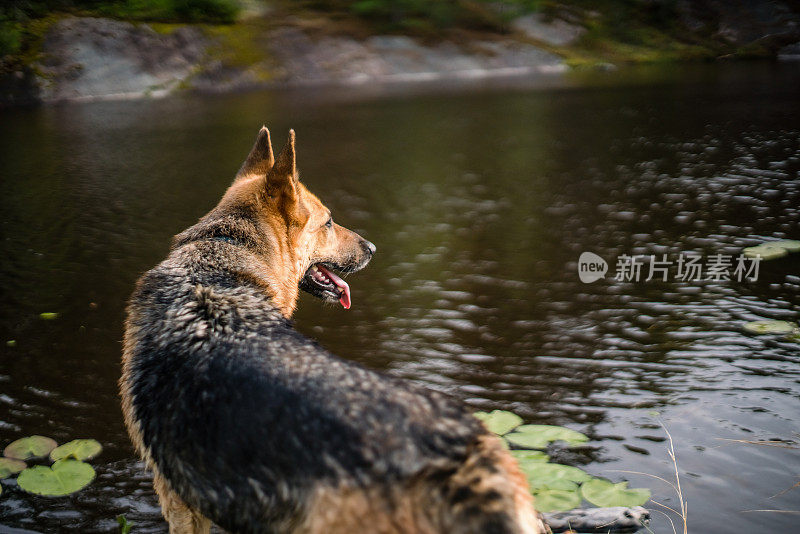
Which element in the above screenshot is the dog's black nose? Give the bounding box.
[362,240,376,256]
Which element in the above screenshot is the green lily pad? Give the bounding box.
[581,478,651,507]
[50,439,103,462]
[529,477,579,492]
[4,436,58,460]
[505,425,589,449]
[474,410,523,435]
[39,312,59,320]
[743,320,798,335]
[0,457,27,478]
[17,459,95,496]
[743,246,788,260]
[769,240,800,252]
[518,462,592,487]
[532,488,582,512]
[510,450,550,463]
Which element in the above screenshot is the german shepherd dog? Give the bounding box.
[120,127,546,534]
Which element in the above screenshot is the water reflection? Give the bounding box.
[1,62,799,532]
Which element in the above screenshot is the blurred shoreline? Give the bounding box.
[1,0,799,107]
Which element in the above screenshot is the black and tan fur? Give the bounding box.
[120,127,547,534]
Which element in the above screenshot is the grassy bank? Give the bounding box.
[1,0,239,59]
[271,0,792,64]
[1,0,794,75]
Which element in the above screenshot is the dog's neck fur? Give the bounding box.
[248,206,303,318]
[172,177,305,319]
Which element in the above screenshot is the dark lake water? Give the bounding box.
[1,62,799,532]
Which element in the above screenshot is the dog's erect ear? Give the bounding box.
[265,129,298,200]
[235,126,274,182]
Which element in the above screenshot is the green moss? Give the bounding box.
[147,21,185,34]
[287,0,739,64]
[0,21,24,56]
[731,41,773,59]
[88,0,240,24]
[563,36,716,66]
[204,20,267,68]
[2,0,241,34]
[536,1,727,66]
[0,14,61,76]
[297,0,543,35]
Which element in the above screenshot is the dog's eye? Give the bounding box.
[324,217,333,229]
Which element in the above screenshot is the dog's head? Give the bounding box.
[209,127,375,313]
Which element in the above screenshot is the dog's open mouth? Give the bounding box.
[302,263,351,309]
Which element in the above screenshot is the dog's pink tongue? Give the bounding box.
[317,265,351,309]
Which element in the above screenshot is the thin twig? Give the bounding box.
[660,420,688,534]
[649,498,681,517]
[650,508,678,534]
[770,480,800,499]
[639,517,657,534]
[607,420,688,533]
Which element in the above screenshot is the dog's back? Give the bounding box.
[120,128,545,534]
